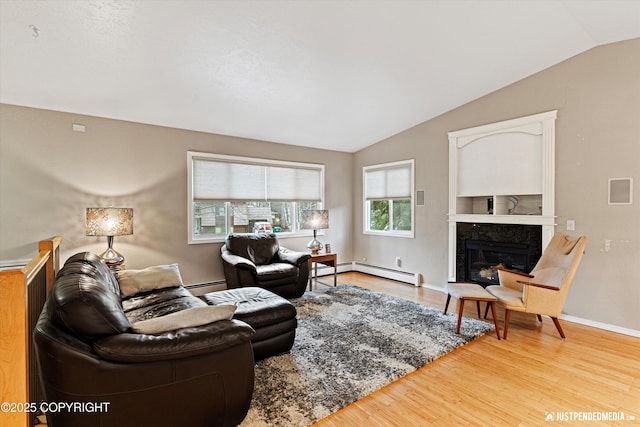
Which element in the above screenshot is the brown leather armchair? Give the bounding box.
[221,233,311,298]
[34,252,255,427]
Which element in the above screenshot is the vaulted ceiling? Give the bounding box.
[1,1,639,152]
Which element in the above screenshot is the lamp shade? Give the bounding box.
[86,208,133,236]
[301,210,329,230]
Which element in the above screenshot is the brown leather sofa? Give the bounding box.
[221,233,311,298]
[34,252,255,427]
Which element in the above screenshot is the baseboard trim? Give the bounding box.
[186,279,226,296]
[350,262,421,287]
[559,314,640,338]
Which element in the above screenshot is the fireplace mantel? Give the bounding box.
[447,111,557,281]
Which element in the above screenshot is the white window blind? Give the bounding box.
[267,166,322,201]
[192,154,323,202]
[364,160,413,200]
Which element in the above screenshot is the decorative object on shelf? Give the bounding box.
[86,207,133,271]
[507,196,519,214]
[302,210,329,254]
[324,243,331,254]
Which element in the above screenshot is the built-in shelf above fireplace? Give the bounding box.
[447,111,557,282]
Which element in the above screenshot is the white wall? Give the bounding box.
[0,106,353,286]
[353,39,640,331]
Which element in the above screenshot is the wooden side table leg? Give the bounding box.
[456,299,465,334]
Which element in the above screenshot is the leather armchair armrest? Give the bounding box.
[221,250,257,272]
[92,319,255,363]
[277,247,311,266]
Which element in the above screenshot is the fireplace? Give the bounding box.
[456,223,542,287]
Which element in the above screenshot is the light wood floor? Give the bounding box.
[313,272,640,427]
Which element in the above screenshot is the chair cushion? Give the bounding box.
[255,263,298,280]
[446,282,497,301]
[225,233,279,265]
[486,285,525,309]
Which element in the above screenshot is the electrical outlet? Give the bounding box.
[566,219,575,231]
[395,257,401,268]
[604,240,611,252]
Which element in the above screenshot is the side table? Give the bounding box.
[308,253,337,291]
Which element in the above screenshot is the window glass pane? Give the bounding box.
[392,199,412,231]
[231,202,269,233]
[369,200,390,231]
[193,201,226,237]
[270,202,293,233]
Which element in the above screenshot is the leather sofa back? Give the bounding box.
[225,233,280,265]
[47,252,131,341]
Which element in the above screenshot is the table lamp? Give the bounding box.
[86,207,133,269]
[302,210,329,254]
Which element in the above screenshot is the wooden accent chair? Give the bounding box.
[485,232,587,340]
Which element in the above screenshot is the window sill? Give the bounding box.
[363,230,415,239]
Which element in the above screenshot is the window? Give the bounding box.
[363,159,414,237]
[188,152,324,243]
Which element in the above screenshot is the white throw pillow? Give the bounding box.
[131,305,237,334]
[118,264,184,298]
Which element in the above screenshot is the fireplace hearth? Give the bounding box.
[456,223,542,286]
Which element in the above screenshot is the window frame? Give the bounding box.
[363,159,415,238]
[188,151,325,244]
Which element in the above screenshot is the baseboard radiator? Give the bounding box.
[351,262,421,286]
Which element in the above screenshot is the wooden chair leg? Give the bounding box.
[483,302,491,319]
[551,317,566,341]
[444,294,451,315]
[536,314,543,323]
[503,309,511,340]
[489,302,500,340]
[456,299,465,334]
[476,301,481,318]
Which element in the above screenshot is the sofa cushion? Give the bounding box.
[131,305,237,334]
[123,286,207,323]
[92,319,255,363]
[225,233,279,265]
[118,264,184,298]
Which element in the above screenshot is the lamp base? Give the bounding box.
[100,236,125,275]
[307,238,322,255]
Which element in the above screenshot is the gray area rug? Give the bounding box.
[241,284,494,426]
